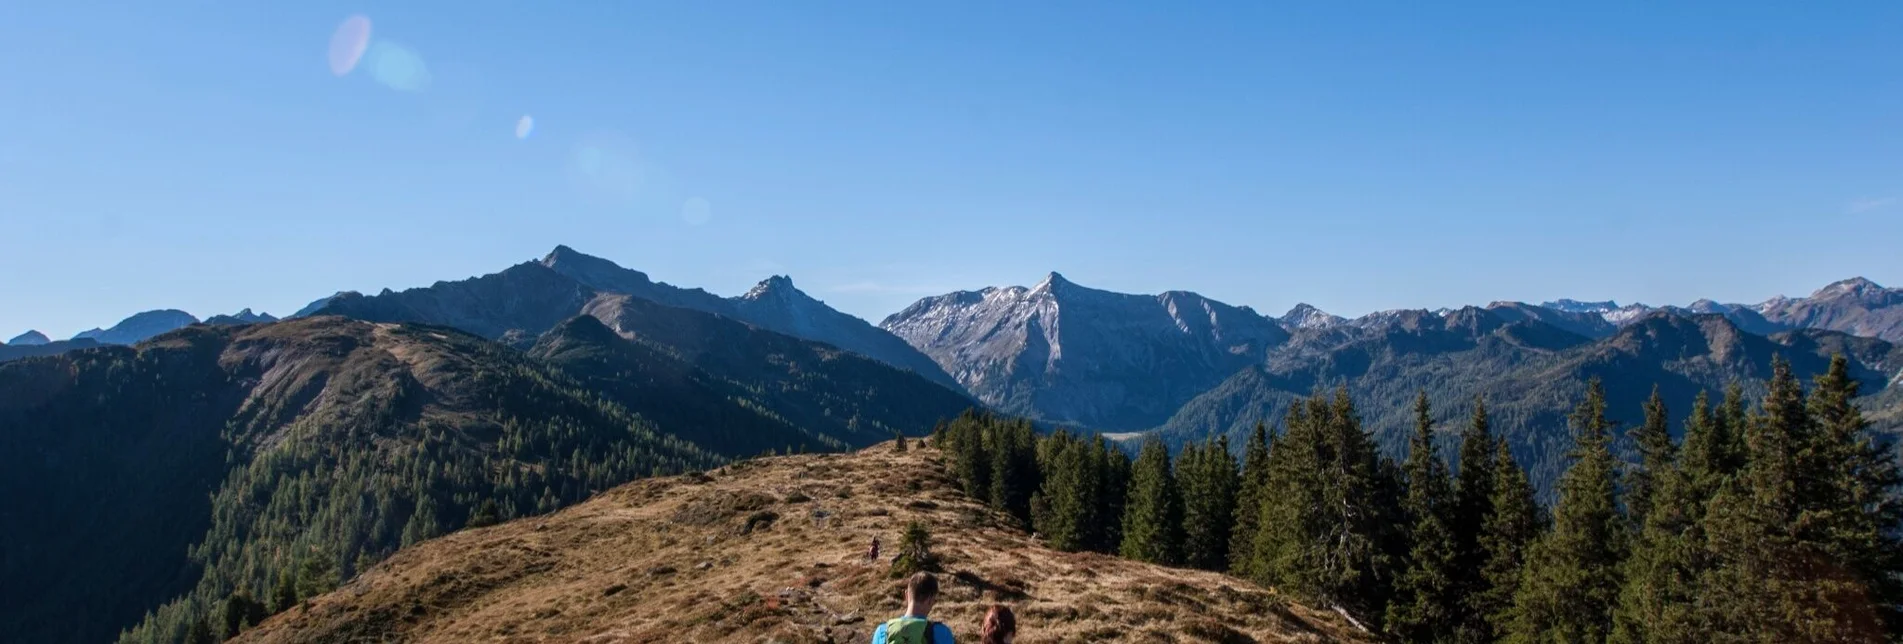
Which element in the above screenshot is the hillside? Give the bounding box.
[0,316,963,644]
[1156,310,1903,494]
[237,443,1368,643]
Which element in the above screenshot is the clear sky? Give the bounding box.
[5,2,1902,339]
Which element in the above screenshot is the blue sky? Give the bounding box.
[4,2,1902,338]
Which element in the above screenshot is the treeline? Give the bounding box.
[111,338,722,644]
[936,355,1903,642]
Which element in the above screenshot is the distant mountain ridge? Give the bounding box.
[73,309,199,345]
[6,330,50,346]
[1535,276,1903,342]
[308,246,961,391]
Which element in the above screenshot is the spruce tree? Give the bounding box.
[1505,378,1625,643]
[1387,393,1463,643]
[1678,390,1725,488]
[953,417,993,500]
[1181,435,1238,571]
[1478,438,1542,641]
[1120,436,1183,565]
[1625,386,1675,529]
[1453,394,1499,639]
[1034,431,1100,552]
[1229,422,1274,575]
[1613,394,1705,640]
[1096,438,1133,553]
[988,420,1037,525]
[183,617,216,644]
[270,569,298,613]
[1699,357,1883,640]
[1808,354,1903,633]
[1252,390,1393,622]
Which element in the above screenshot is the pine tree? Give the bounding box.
[1505,378,1625,643]
[1032,431,1099,552]
[952,417,993,499]
[1229,422,1274,576]
[894,430,908,453]
[183,617,216,644]
[1453,394,1499,639]
[1678,390,1726,489]
[988,420,1037,525]
[1625,386,1675,529]
[1387,393,1462,643]
[1096,438,1133,554]
[219,591,267,639]
[270,568,298,613]
[1180,435,1239,571]
[1613,390,1705,640]
[1478,438,1542,641]
[1120,436,1183,565]
[1808,354,1903,633]
[1699,357,1883,640]
[1251,390,1392,622]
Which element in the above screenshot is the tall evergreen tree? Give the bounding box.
[1678,390,1726,489]
[1096,438,1133,554]
[1609,436,1703,644]
[1180,435,1239,571]
[1120,437,1183,565]
[1478,438,1542,641]
[1453,394,1500,640]
[988,420,1038,526]
[1387,393,1463,643]
[1808,354,1903,633]
[1505,378,1626,643]
[1251,389,1393,623]
[1229,422,1274,575]
[1625,386,1675,529]
[1033,431,1100,552]
[1699,357,1884,641]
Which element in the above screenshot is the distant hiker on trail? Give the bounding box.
[980,605,1017,644]
[867,536,882,561]
[871,572,955,644]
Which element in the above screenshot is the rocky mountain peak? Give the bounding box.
[1280,303,1345,329]
[741,275,801,301]
[1815,277,1888,300]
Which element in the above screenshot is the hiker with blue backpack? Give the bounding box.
[871,572,958,643]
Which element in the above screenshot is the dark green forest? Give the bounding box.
[938,354,1903,643]
[0,316,969,644]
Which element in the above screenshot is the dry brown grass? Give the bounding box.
[236,444,1370,643]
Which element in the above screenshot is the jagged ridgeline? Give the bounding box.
[936,365,1903,642]
[0,315,968,644]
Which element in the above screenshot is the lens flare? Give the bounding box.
[365,41,431,92]
[569,133,648,207]
[327,15,372,76]
[515,115,534,139]
[682,197,713,225]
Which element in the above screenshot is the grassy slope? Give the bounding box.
[237,443,1369,644]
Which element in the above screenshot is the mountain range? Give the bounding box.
[5,244,1903,642]
[2,306,969,642]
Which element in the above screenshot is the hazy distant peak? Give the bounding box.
[6,330,50,346]
[1814,276,1886,299]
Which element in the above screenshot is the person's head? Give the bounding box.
[981,604,1017,644]
[903,572,940,616]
